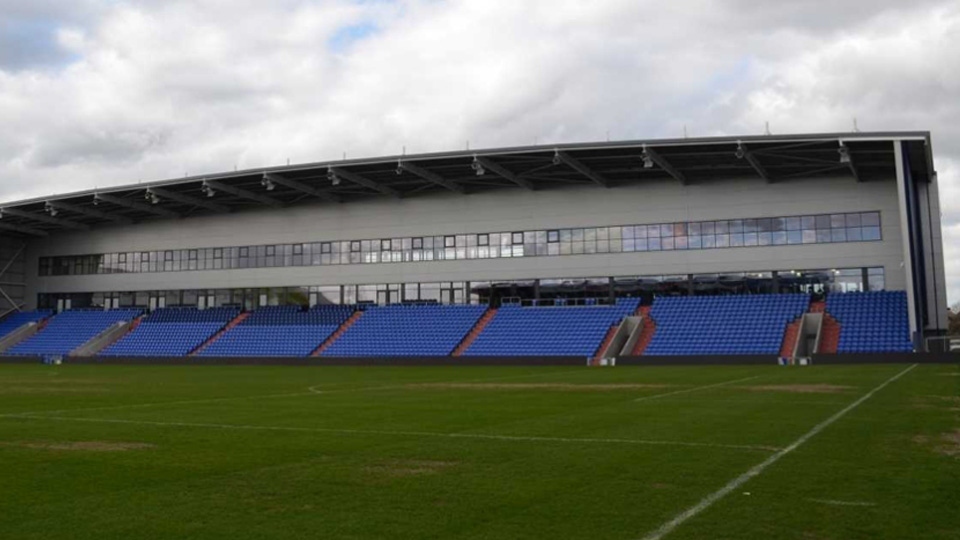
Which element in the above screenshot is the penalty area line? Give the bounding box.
[638,363,917,540]
[633,375,763,402]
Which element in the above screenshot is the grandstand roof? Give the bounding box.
[0,131,935,237]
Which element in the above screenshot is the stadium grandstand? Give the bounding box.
[0,132,947,361]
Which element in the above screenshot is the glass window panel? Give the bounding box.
[862,226,881,240]
[688,222,701,235]
[701,222,715,235]
[674,236,688,250]
[817,230,832,243]
[634,225,647,239]
[584,228,596,241]
[786,217,801,231]
[547,230,559,243]
[660,224,673,238]
[729,233,744,247]
[801,216,816,230]
[636,238,649,251]
[846,227,863,241]
[845,213,862,227]
[758,232,771,246]
[702,235,716,248]
[772,231,787,245]
[815,215,831,229]
[688,235,702,249]
[787,230,803,244]
[661,237,675,250]
[715,234,730,248]
[743,232,758,246]
[729,220,744,234]
[802,230,817,244]
[572,229,584,242]
[831,214,846,228]
[511,232,523,244]
[623,238,635,252]
[715,221,729,234]
[862,212,880,227]
[831,229,847,242]
[646,225,660,238]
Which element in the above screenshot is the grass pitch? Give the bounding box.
[0,363,957,539]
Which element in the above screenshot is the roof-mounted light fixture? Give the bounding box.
[261,176,276,191]
[838,141,851,164]
[552,148,562,166]
[201,181,216,198]
[396,159,404,175]
[471,155,485,176]
[44,202,58,217]
[735,141,746,159]
[641,144,654,169]
[327,168,341,186]
[145,190,160,205]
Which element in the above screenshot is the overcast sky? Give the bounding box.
[1,0,958,301]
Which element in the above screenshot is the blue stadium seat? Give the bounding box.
[827,291,912,353]
[7,309,142,356]
[463,298,639,357]
[0,310,53,339]
[321,304,486,357]
[643,294,809,356]
[101,307,240,357]
[200,305,354,357]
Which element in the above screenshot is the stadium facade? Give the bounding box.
[0,131,947,349]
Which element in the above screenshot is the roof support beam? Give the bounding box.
[0,221,48,237]
[737,143,772,183]
[147,187,229,213]
[262,173,340,203]
[643,147,687,185]
[0,207,88,230]
[474,157,535,190]
[398,162,465,193]
[329,168,401,198]
[203,179,283,208]
[94,193,180,218]
[45,200,133,224]
[555,152,609,187]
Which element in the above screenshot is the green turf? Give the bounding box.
[0,363,957,539]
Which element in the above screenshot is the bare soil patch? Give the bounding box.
[364,459,458,478]
[407,383,675,392]
[913,431,960,457]
[0,440,154,452]
[738,384,854,394]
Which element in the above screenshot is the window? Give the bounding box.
[350,241,361,252]
[265,245,275,257]
[164,251,173,261]
[321,242,331,254]
[477,234,488,247]
[239,247,249,258]
[188,250,198,260]
[443,236,456,248]
[381,239,391,251]
[213,248,222,259]
[511,232,523,244]
[292,244,303,256]
[547,230,559,243]
[412,237,423,249]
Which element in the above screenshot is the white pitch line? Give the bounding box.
[638,363,917,540]
[808,498,877,507]
[633,375,763,402]
[5,414,781,453]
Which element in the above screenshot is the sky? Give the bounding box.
[0,0,958,302]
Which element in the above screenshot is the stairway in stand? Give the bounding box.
[312,311,363,356]
[810,301,841,353]
[591,324,620,365]
[452,308,497,356]
[630,306,656,356]
[190,312,250,356]
[779,318,803,357]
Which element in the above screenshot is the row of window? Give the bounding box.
[37,267,885,310]
[38,211,883,277]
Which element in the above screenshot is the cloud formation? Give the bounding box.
[0,0,958,300]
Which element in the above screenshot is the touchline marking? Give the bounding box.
[633,376,762,402]
[638,363,917,540]
[306,368,589,395]
[5,414,781,453]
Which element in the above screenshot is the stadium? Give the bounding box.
[1,131,957,539]
[0,131,948,362]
